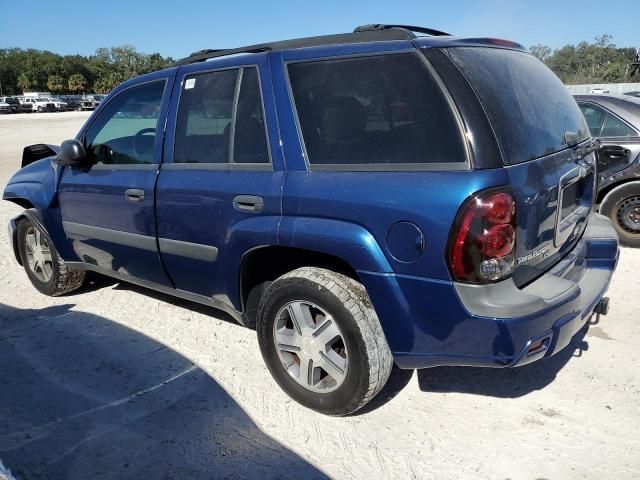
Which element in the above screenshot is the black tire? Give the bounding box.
[17,218,86,296]
[600,182,640,247]
[257,267,393,416]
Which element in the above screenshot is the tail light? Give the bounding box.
[448,189,516,283]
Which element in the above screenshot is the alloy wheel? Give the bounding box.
[24,226,54,282]
[273,300,348,393]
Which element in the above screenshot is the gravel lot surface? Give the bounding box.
[0,111,639,479]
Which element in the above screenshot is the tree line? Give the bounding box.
[1,34,637,96]
[0,46,174,96]
[530,34,638,84]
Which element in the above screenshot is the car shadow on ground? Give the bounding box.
[417,325,590,398]
[0,303,328,480]
[74,272,241,326]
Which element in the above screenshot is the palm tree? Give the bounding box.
[68,73,87,94]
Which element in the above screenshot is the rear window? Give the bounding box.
[446,47,589,165]
[287,53,467,167]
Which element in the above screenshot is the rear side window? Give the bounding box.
[600,114,637,138]
[287,53,467,167]
[447,47,589,164]
[174,66,269,165]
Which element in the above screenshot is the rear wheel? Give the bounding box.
[17,218,86,296]
[256,267,392,416]
[601,183,640,247]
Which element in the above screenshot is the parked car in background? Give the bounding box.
[13,97,32,112]
[624,91,640,98]
[40,97,68,111]
[0,97,21,113]
[575,94,640,246]
[3,25,618,415]
[79,96,99,110]
[589,87,610,94]
[19,97,56,112]
[59,96,83,111]
[0,100,11,114]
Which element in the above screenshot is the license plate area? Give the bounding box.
[555,165,593,247]
[560,179,585,221]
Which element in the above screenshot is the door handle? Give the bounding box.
[233,195,264,213]
[125,189,145,202]
[601,146,628,158]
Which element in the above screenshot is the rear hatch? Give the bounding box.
[444,46,596,286]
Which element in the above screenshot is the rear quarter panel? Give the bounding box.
[280,170,509,280]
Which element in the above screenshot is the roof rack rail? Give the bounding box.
[174,24,451,66]
[353,24,451,37]
[174,45,272,66]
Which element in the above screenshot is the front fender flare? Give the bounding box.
[7,209,48,266]
[2,157,60,211]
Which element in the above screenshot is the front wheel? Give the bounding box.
[257,267,393,416]
[17,218,86,296]
[600,183,640,247]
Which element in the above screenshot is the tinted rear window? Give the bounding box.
[288,53,467,167]
[446,47,589,165]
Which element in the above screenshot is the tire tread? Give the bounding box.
[274,267,393,413]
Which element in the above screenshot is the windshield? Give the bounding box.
[446,47,589,164]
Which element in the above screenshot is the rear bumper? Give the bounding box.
[360,213,619,369]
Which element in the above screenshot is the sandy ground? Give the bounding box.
[0,111,639,480]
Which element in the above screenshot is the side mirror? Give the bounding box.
[58,139,89,168]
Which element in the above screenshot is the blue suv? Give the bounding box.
[3,25,619,415]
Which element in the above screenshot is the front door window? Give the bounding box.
[84,81,165,165]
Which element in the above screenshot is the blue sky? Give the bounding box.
[1,0,638,58]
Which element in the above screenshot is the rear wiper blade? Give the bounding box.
[564,131,580,146]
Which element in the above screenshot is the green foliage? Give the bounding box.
[0,46,174,95]
[529,44,552,62]
[1,34,634,95]
[68,73,87,93]
[16,73,32,92]
[47,74,65,93]
[533,34,637,84]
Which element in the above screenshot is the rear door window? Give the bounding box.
[578,103,606,136]
[174,66,269,165]
[447,47,589,165]
[287,53,467,167]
